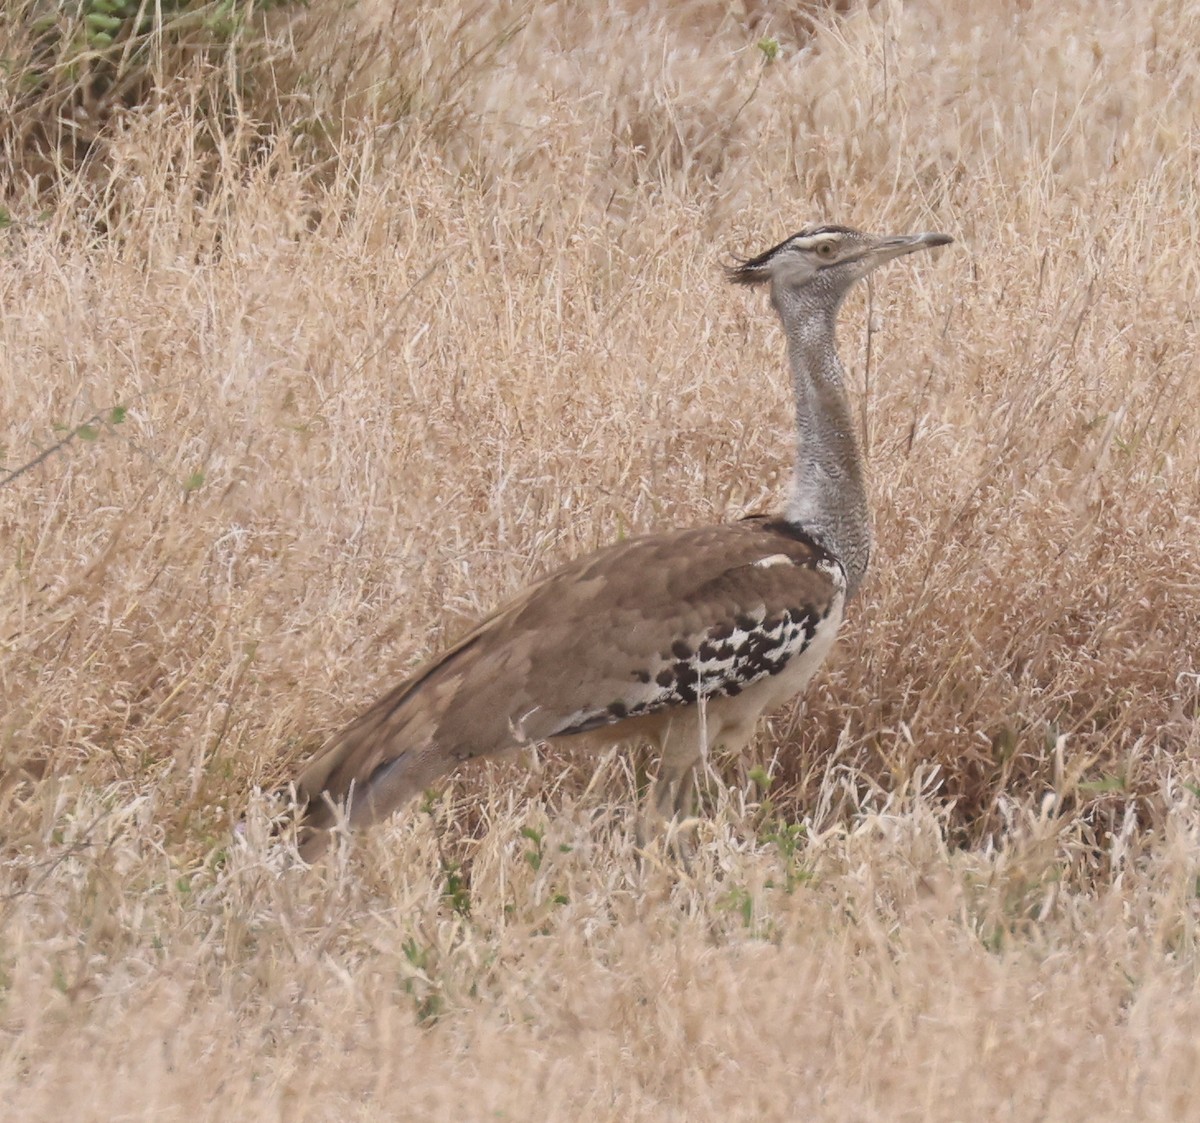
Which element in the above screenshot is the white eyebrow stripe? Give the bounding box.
[789,233,840,251]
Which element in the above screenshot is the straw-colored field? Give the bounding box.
[2,0,1199,1117]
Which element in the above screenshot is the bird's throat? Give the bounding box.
[781,302,871,597]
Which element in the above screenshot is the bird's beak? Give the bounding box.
[865,231,954,265]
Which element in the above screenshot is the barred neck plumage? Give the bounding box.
[726,225,951,598]
[774,285,870,598]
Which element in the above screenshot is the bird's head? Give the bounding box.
[726,224,952,302]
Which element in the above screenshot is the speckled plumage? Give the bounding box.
[290,223,951,858]
[294,518,845,856]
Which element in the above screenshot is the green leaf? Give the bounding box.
[441,864,471,917]
[184,471,205,492]
[109,405,127,424]
[748,765,772,790]
[77,424,99,441]
[757,37,780,63]
[86,12,123,31]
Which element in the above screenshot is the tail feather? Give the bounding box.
[295,740,439,861]
[291,638,488,859]
[294,702,445,860]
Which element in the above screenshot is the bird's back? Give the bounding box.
[294,516,844,855]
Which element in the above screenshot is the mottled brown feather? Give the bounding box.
[294,516,841,856]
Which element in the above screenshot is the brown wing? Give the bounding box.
[293,517,844,853]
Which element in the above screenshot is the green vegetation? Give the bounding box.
[3,1,295,185]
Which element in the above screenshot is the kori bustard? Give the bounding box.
[291,224,952,859]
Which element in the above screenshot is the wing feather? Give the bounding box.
[293,516,845,850]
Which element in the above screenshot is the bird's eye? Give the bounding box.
[816,242,835,257]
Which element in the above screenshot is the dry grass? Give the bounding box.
[2,0,1200,1117]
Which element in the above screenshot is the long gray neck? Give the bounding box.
[772,285,871,598]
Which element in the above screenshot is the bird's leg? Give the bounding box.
[650,762,691,820]
[639,718,706,866]
[637,764,699,872]
[636,765,686,852]
[666,762,700,870]
[672,762,697,818]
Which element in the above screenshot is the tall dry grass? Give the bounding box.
[2,0,1199,1117]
